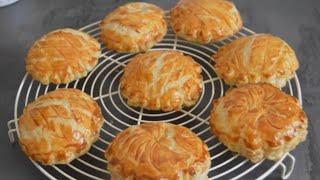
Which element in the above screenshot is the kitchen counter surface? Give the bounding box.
[1,0,319,179]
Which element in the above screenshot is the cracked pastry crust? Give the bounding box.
[170,0,242,44]
[105,122,211,180]
[214,34,299,88]
[209,83,308,163]
[120,50,203,112]
[26,28,101,85]
[100,2,167,53]
[18,88,104,165]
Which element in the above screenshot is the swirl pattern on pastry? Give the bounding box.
[105,122,211,180]
[210,83,308,163]
[18,88,104,165]
[120,50,203,111]
[26,28,101,85]
[170,0,242,44]
[100,2,167,53]
[214,34,299,88]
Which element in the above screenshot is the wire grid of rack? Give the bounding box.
[7,17,301,179]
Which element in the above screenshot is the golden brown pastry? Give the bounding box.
[214,34,299,88]
[120,50,203,111]
[26,28,101,85]
[105,122,211,180]
[210,83,308,163]
[170,0,242,44]
[18,88,104,165]
[100,2,167,53]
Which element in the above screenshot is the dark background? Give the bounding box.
[1,0,319,179]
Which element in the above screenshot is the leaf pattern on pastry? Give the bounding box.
[120,50,203,111]
[26,28,100,85]
[170,0,242,44]
[214,34,299,88]
[18,89,104,165]
[100,2,167,53]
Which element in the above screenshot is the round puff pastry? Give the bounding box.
[214,34,299,88]
[120,50,203,111]
[170,0,242,44]
[26,28,101,85]
[105,122,211,180]
[18,88,104,165]
[100,2,167,53]
[209,83,308,163]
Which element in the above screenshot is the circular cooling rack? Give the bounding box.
[8,18,301,180]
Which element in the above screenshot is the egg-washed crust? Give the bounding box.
[100,2,167,53]
[120,50,203,112]
[170,0,242,44]
[26,28,101,85]
[214,34,299,88]
[210,83,308,163]
[18,88,104,165]
[105,122,211,180]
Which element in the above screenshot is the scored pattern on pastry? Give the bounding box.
[170,0,242,44]
[100,2,167,53]
[214,34,299,88]
[26,28,101,85]
[106,123,211,179]
[120,50,203,111]
[18,89,104,165]
[210,83,308,163]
